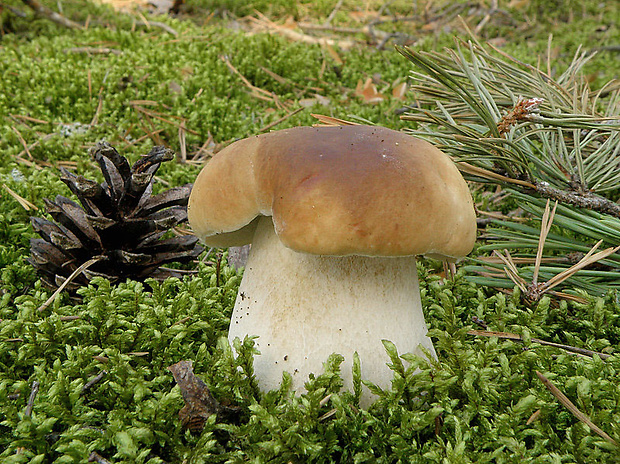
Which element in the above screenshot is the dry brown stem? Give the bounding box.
[37,257,103,312]
[2,184,38,211]
[468,330,611,360]
[24,381,39,417]
[21,0,83,29]
[534,180,620,218]
[536,370,617,446]
[249,13,355,50]
[258,107,304,133]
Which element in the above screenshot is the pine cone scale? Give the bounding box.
[45,198,102,245]
[30,143,204,291]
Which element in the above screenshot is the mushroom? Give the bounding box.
[188,125,476,405]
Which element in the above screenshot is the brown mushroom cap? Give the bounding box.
[188,125,476,259]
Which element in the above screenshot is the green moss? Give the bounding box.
[5,269,620,461]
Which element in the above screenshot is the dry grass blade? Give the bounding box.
[310,113,359,126]
[3,184,38,211]
[480,256,566,265]
[536,370,617,447]
[178,121,187,164]
[456,162,535,188]
[533,200,558,286]
[468,330,610,359]
[468,330,522,340]
[543,241,620,291]
[493,250,527,292]
[37,257,103,312]
[259,107,304,132]
[249,12,355,50]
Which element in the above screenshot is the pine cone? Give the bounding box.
[29,142,204,291]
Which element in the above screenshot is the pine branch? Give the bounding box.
[398,40,620,295]
[533,181,620,218]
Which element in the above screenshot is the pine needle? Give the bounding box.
[493,250,528,292]
[536,371,617,447]
[3,184,38,211]
[310,113,359,126]
[468,330,611,359]
[37,257,103,312]
[543,242,620,291]
[456,162,536,188]
[533,200,558,286]
[398,39,620,294]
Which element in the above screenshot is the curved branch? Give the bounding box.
[534,180,620,218]
[21,0,84,29]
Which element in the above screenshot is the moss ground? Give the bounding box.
[1,0,620,462]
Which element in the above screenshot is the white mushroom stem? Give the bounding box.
[229,216,437,406]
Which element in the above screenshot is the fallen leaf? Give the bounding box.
[392,81,408,100]
[355,78,385,104]
[168,360,241,434]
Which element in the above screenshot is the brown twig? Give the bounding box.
[536,370,617,446]
[81,371,107,396]
[297,22,392,43]
[468,330,611,360]
[11,126,34,160]
[24,380,39,417]
[133,19,178,37]
[250,13,355,50]
[323,0,343,26]
[21,0,83,29]
[190,134,216,162]
[131,104,197,135]
[137,115,166,146]
[9,114,49,125]
[258,107,304,132]
[459,152,620,219]
[534,180,620,218]
[220,55,290,110]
